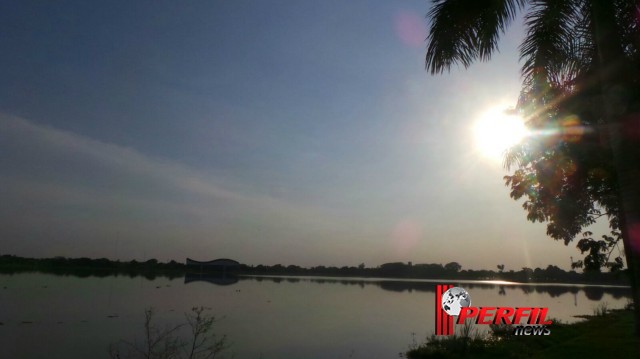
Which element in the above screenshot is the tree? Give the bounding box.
[444,261,462,273]
[572,231,625,272]
[425,0,640,333]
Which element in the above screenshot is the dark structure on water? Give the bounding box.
[184,272,239,286]
[185,258,240,273]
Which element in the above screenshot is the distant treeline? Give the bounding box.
[0,255,185,280]
[245,261,629,285]
[242,276,631,301]
[0,255,629,285]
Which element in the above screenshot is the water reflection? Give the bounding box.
[2,268,630,301]
[183,273,239,286]
[236,275,631,301]
[0,272,633,359]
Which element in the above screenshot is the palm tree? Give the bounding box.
[425,0,640,332]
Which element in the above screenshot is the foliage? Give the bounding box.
[1,254,630,283]
[405,320,490,359]
[444,261,462,273]
[572,231,624,272]
[109,307,229,359]
[425,0,640,273]
[488,322,515,338]
[425,0,527,74]
[593,302,610,316]
[406,308,639,358]
[0,254,185,279]
[503,46,625,272]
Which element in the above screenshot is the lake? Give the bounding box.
[0,273,631,358]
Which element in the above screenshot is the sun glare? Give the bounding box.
[473,106,527,162]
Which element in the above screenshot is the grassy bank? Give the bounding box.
[406,308,639,358]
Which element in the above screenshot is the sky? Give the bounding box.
[0,0,609,270]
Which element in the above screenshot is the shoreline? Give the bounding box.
[406,308,639,358]
[0,254,631,286]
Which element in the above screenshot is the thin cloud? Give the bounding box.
[0,115,353,261]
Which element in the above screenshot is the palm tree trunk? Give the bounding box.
[592,0,640,336]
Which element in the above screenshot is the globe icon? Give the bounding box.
[441,287,471,316]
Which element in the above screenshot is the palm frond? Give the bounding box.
[519,0,589,90]
[425,0,527,74]
[613,0,640,59]
[503,143,527,170]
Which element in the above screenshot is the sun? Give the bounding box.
[473,106,527,162]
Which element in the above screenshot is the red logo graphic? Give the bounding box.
[435,284,454,335]
[435,284,553,336]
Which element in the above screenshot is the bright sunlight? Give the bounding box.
[473,106,527,162]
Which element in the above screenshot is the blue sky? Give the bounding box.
[0,1,602,269]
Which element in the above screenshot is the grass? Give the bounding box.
[406,309,640,358]
[405,319,493,358]
[592,302,609,317]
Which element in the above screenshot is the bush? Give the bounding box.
[109,307,229,359]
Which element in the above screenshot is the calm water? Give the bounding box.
[0,273,631,358]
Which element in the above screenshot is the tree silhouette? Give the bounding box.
[425,0,640,333]
[444,261,462,273]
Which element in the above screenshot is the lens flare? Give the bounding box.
[473,107,528,162]
[560,115,585,142]
[394,10,424,48]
